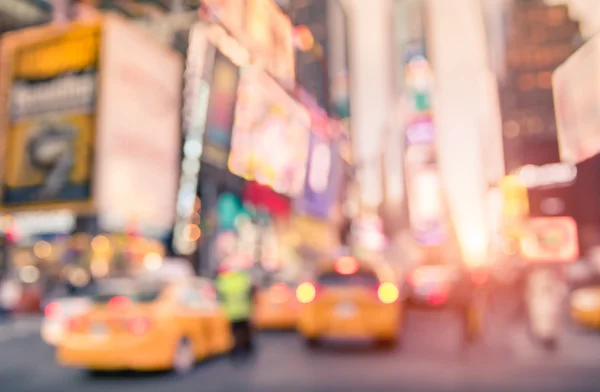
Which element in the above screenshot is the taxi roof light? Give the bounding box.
[335,257,359,275]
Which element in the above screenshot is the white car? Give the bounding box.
[41,285,95,346]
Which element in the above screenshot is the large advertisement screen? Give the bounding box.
[201,50,240,169]
[203,0,294,88]
[1,23,101,211]
[229,67,310,197]
[405,120,446,245]
[294,131,342,220]
[95,15,183,235]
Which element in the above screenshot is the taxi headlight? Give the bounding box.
[571,291,600,311]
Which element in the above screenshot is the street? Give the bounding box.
[2,305,600,392]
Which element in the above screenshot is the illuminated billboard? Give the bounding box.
[294,130,342,220]
[95,15,183,235]
[201,50,240,169]
[521,216,579,263]
[203,0,295,88]
[0,22,101,212]
[229,67,310,197]
[404,117,446,245]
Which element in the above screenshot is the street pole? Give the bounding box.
[315,45,331,115]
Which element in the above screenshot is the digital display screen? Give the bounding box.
[229,68,310,197]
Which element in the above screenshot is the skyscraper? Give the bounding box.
[500,2,581,172]
[284,0,349,117]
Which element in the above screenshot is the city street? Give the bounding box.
[3,305,600,392]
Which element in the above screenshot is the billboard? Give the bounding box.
[0,22,101,212]
[521,216,579,263]
[294,131,342,220]
[201,50,240,169]
[229,67,310,197]
[553,33,600,164]
[203,0,295,88]
[95,15,183,235]
[404,118,446,246]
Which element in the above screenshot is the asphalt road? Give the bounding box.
[3,303,600,392]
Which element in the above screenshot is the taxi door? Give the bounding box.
[192,278,232,354]
[175,283,211,360]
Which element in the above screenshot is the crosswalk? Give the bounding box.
[0,316,42,343]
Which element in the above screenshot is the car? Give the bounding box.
[42,283,96,346]
[404,262,485,344]
[570,286,600,329]
[56,277,232,375]
[253,279,298,330]
[295,256,402,348]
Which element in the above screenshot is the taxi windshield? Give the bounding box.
[317,271,379,287]
[93,280,164,304]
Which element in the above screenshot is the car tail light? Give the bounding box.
[296,282,317,304]
[108,296,131,310]
[270,283,290,303]
[377,282,399,304]
[128,317,152,335]
[428,290,448,306]
[44,302,61,320]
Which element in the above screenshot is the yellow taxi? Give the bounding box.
[296,256,402,348]
[570,286,600,329]
[57,277,232,374]
[253,280,298,330]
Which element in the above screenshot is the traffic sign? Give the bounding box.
[520,216,579,263]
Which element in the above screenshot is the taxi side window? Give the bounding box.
[195,280,219,310]
[178,286,203,309]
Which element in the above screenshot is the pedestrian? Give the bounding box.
[0,277,21,322]
[215,262,256,360]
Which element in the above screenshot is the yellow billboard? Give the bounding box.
[0,22,101,212]
[500,175,529,220]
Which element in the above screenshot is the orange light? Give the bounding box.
[294,25,314,52]
[377,282,399,304]
[296,282,316,304]
[335,257,359,275]
[184,224,202,242]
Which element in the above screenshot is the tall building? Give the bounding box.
[284,0,349,117]
[500,2,581,172]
